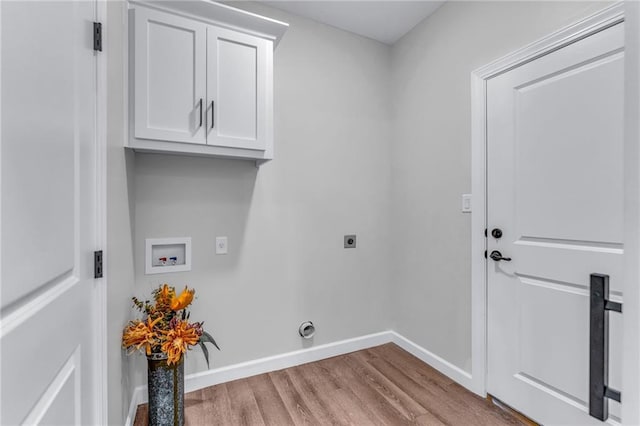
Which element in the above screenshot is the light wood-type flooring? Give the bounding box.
[134,343,528,425]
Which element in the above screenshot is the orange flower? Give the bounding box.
[170,286,195,311]
[122,316,162,355]
[161,320,200,365]
[155,284,175,310]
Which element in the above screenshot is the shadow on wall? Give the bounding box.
[126,149,137,257]
[129,153,259,387]
[110,148,138,423]
[133,153,258,276]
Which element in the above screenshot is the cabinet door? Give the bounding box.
[207,27,271,150]
[134,7,206,144]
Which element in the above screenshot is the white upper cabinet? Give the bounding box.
[128,2,287,162]
[134,8,207,144]
[207,27,270,151]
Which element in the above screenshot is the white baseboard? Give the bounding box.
[124,330,394,425]
[124,386,144,426]
[123,330,475,426]
[183,330,394,395]
[389,331,474,391]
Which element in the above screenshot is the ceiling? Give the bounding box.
[260,1,446,45]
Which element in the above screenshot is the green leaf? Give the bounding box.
[199,341,210,369]
[200,331,220,351]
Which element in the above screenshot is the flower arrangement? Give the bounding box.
[122,284,219,366]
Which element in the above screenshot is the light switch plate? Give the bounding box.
[216,236,228,255]
[462,194,472,213]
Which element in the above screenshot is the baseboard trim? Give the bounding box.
[389,331,474,391]
[183,330,393,397]
[123,330,474,426]
[124,330,395,425]
[124,386,144,426]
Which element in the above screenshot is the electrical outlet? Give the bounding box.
[215,236,228,255]
[344,235,356,248]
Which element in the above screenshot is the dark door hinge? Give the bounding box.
[93,22,102,52]
[94,250,103,278]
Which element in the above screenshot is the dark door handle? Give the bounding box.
[589,273,622,421]
[211,100,215,129]
[199,98,203,128]
[489,250,511,262]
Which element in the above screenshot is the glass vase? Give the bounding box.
[147,353,184,426]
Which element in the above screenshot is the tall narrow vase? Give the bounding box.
[147,353,184,426]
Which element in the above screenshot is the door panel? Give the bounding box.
[519,279,589,401]
[36,361,79,426]
[7,310,83,425]
[207,27,269,150]
[134,7,207,144]
[1,0,77,308]
[218,38,258,139]
[515,54,624,244]
[1,1,99,424]
[487,22,624,425]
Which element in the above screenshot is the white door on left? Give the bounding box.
[1,1,101,424]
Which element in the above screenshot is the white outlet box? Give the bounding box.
[216,236,228,255]
[145,237,192,275]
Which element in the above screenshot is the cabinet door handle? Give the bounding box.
[199,98,203,128]
[211,101,216,129]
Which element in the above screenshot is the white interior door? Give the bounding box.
[1,1,101,424]
[487,22,624,425]
[133,6,207,144]
[207,26,269,151]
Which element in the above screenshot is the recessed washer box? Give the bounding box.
[145,237,192,275]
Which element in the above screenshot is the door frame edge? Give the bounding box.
[623,1,640,424]
[94,0,109,424]
[469,0,625,400]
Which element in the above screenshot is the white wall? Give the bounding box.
[106,1,137,423]
[127,4,393,388]
[390,0,613,372]
[108,1,618,420]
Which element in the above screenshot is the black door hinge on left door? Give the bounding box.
[94,250,103,278]
[93,22,102,52]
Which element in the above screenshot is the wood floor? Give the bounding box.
[134,343,527,425]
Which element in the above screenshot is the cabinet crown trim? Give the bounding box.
[129,0,289,46]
